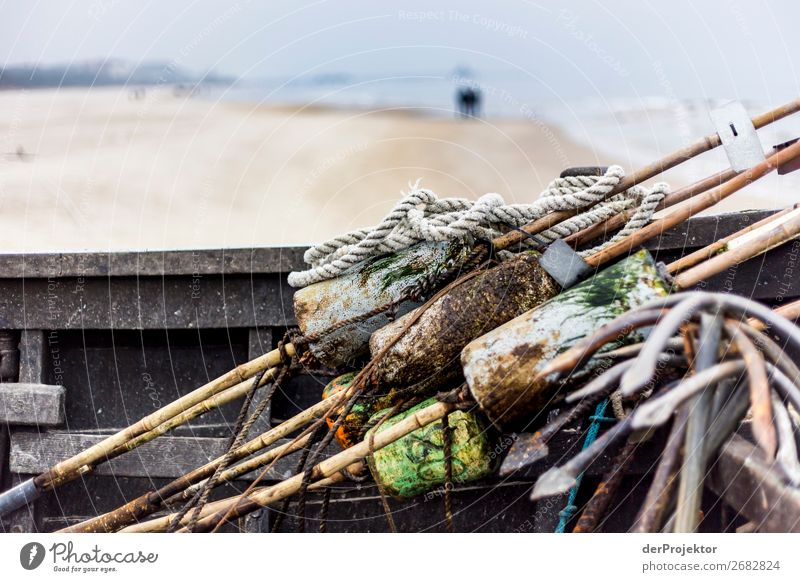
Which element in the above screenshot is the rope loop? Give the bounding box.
[289,168,669,288]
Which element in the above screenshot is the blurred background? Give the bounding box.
[1,0,799,252]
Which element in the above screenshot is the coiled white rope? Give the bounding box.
[288,166,668,288]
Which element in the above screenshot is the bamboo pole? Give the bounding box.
[671,207,800,290]
[181,400,456,533]
[108,367,279,459]
[175,432,316,503]
[584,139,800,269]
[771,299,800,322]
[667,206,799,275]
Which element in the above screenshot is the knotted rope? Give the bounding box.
[289,166,668,288]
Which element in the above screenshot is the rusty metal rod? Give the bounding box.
[573,439,639,533]
[499,382,620,476]
[538,308,669,381]
[726,323,777,458]
[632,360,746,429]
[672,207,800,288]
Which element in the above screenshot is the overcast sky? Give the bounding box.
[2,0,798,99]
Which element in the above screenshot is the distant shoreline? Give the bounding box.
[0,87,794,253]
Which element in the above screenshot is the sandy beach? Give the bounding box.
[0,87,787,253]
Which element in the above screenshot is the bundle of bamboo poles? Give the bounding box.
[524,291,800,533]
[4,97,800,532]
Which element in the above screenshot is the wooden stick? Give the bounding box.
[771,299,800,322]
[497,98,800,251]
[59,430,316,533]
[672,206,800,290]
[674,312,720,533]
[584,139,800,269]
[726,324,777,459]
[668,206,798,275]
[109,367,280,459]
[565,169,737,249]
[185,400,455,533]
[121,461,364,534]
[176,432,316,503]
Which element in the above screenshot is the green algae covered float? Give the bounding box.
[366,398,498,499]
[294,241,470,367]
[461,250,669,430]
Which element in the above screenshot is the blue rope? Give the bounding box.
[554,399,616,533]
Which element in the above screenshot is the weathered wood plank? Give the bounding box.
[0,275,295,329]
[0,211,778,279]
[243,328,275,533]
[9,431,326,481]
[0,384,65,426]
[18,330,46,384]
[709,435,800,533]
[0,247,307,279]
[246,328,275,440]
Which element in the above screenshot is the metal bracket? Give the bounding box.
[710,101,765,172]
[540,239,593,289]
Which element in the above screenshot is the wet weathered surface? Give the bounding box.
[368,252,559,392]
[321,371,402,449]
[293,242,468,367]
[366,398,497,499]
[462,250,669,430]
